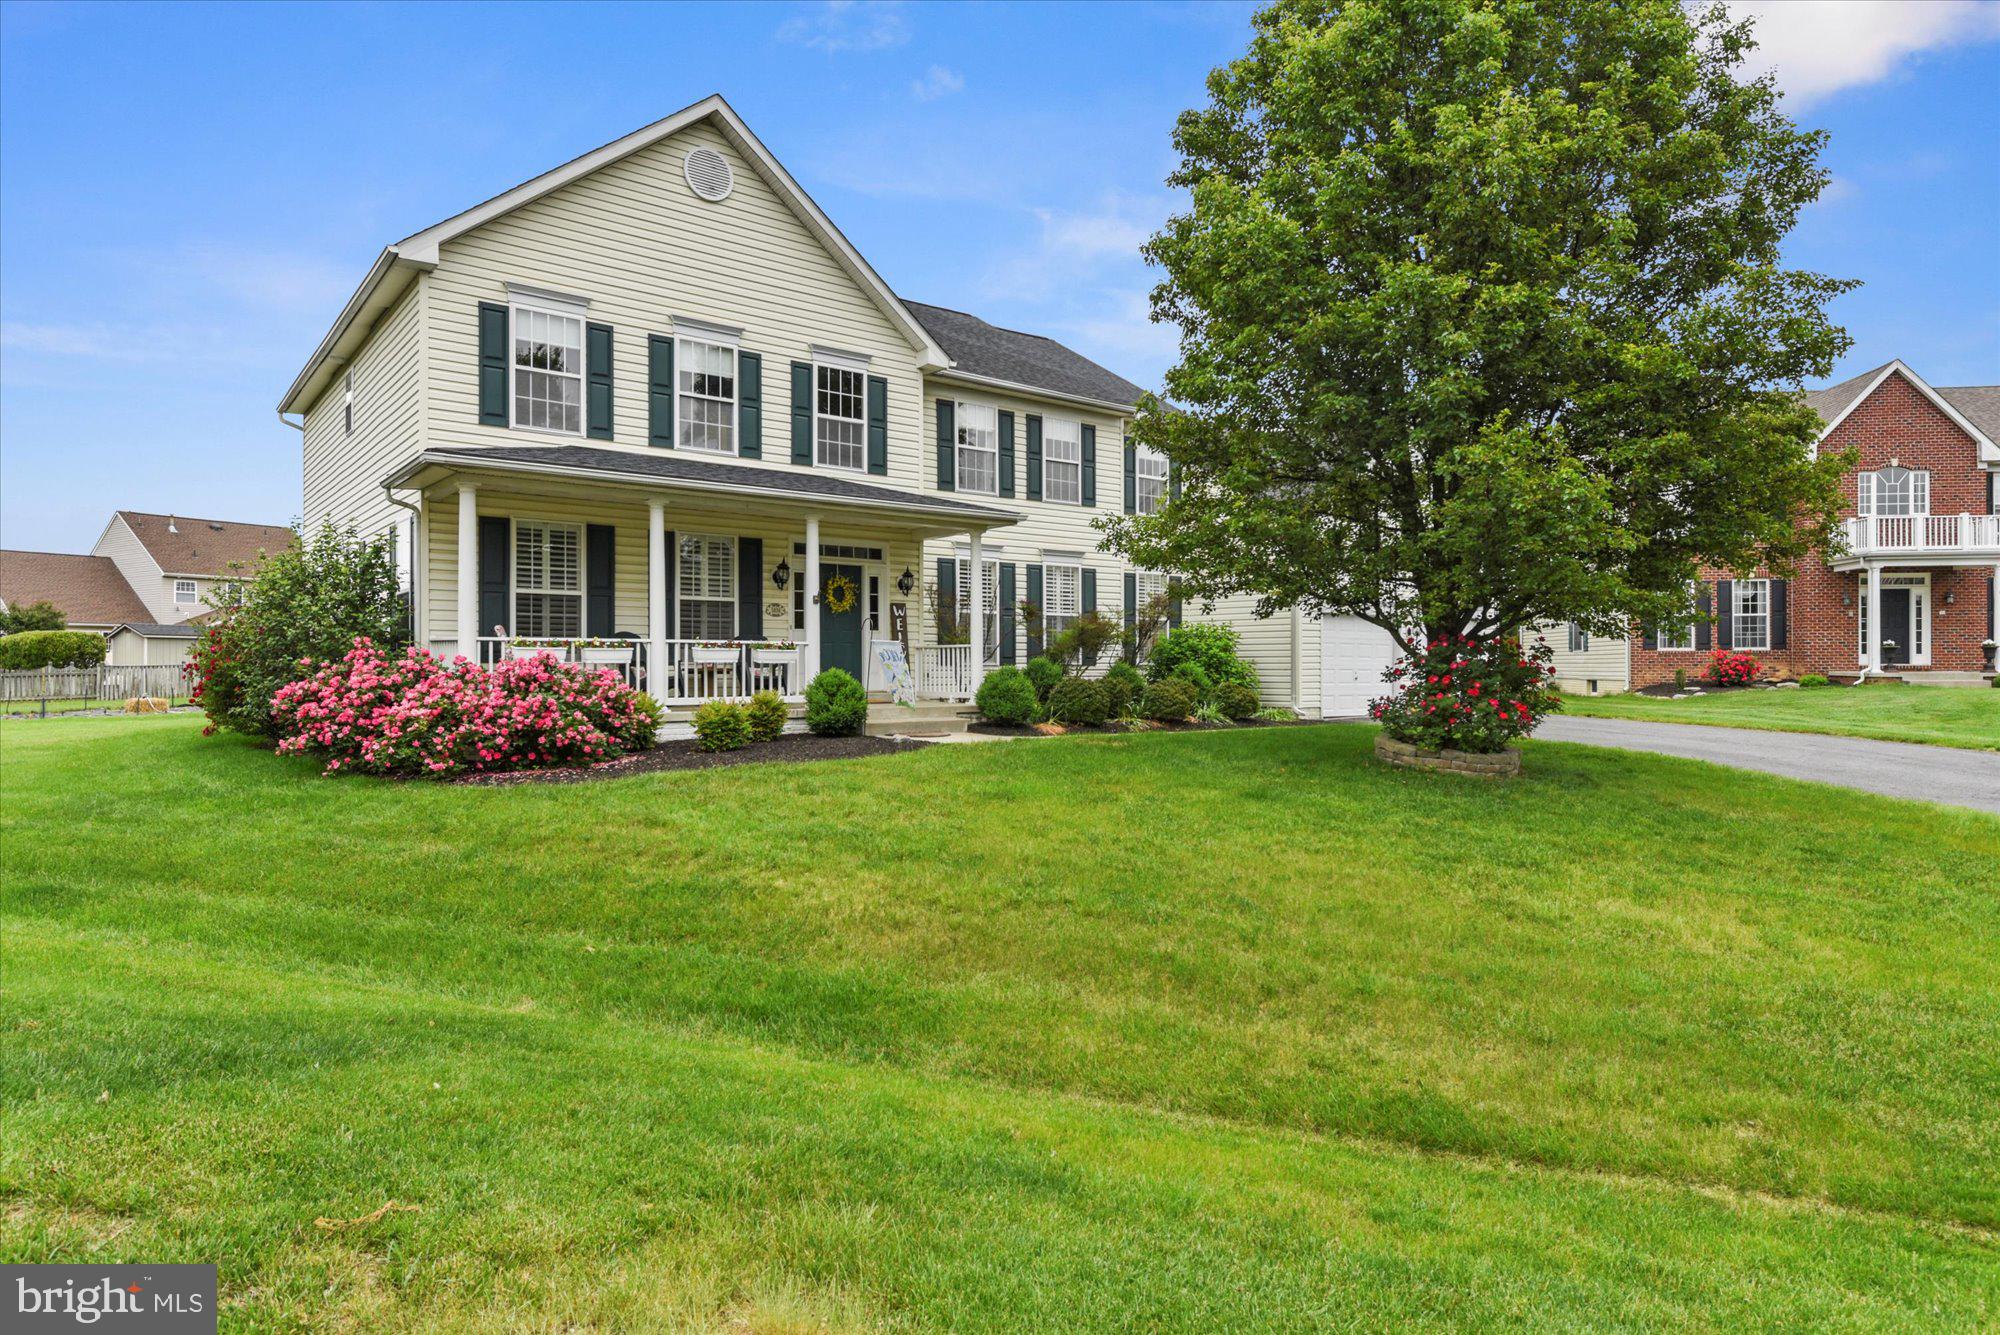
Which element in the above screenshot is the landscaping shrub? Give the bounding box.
[693,700,751,752]
[1024,656,1062,702]
[1045,611,1122,673]
[1369,634,1558,754]
[1214,680,1259,720]
[805,667,868,736]
[191,522,392,739]
[270,638,659,777]
[1253,707,1296,722]
[1102,660,1145,718]
[1799,673,1830,689]
[1707,649,1760,686]
[1147,624,1256,689]
[0,630,106,670]
[745,689,788,742]
[0,600,65,635]
[975,666,1037,725]
[1170,661,1213,701]
[1673,667,1688,691]
[1045,676,1110,727]
[1139,677,1199,723]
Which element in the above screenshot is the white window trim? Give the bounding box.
[677,532,738,640]
[955,400,1000,497]
[814,361,868,473]
[1043,416,1083,505]
[1135,446,1169,515]
[1042,559,1083,635]
[511,518,584,639]
[676,335,740,456]
[1857,467,1930,518]
[952,556,1001,663]
[1732,578,1770,652]
[509,294,588,438]
[1857,572,1932,666]
[174,578,199,605]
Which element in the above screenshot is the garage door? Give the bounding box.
[1320,615,1403,717]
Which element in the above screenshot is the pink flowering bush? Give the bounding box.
[1369,633,1560,753]
[272,638,661,777]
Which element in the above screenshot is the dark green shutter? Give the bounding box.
[1770,580,1788,650]
[1714,581,1733,649]
[1169,461,1180,503]
[477,515,510,644]
[999,563,1018,666]
[936,558,956,638]
[866,375,888,475]
[935,400,955,490]
[737,537,762,638]
[1081,425,1097,506]
[1695,585,1712,650]
[663,530,677,639]
[1642,624,1658,651]
[586,524,615,635]
[1123,443,1137,513]
[738,351,762,459]
[1026,564,1044,657]
[1123,571,1137,632]
[791,361,813,465]
[585,323,613,440]
[1081,568,1096,616]
[648,336,675,448]
[1168,578,1182,629]
[478,303,509,426]
[1026,414,1043,501]
[997,411,1016,498]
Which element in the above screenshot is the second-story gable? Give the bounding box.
[1810,362,2000,521]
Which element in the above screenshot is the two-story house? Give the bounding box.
[282,95,1211,711]
[1545,359,2000,692]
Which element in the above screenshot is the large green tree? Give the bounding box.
[1103,0,1853,651]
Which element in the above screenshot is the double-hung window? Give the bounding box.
[816,364,866,471]
[954,557,1000,660]
[1732,578,1770,651]
[174,578,198,605]
[1133,570,1169,614]
[1042,561,1081,637]
[677,338,736,454]
[678,533,736,639]
[955,402,998,495]
[512,302,585,434]
[1135,447,1168,514]
[1857,466,1928,516]
[1043,417,1082,504]
[513,521,583,638]
[1656,582,1696,650]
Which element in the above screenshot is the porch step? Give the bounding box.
[866,703,979,738]
[1901,672,1996,688]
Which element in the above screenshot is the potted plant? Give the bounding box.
[748,640,799,668]
[1880,639,1900,665]
[1980,638,1996,672]
[690,640,740,666]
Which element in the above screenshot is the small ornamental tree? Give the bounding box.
[1369,635,1559,754]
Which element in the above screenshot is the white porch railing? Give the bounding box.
[910,643,973,701]
[467,637,805,705]
[1842,513,2000,558]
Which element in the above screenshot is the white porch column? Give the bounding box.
[647,499,668,706]
[1865,561,1883,675]
[455,482,479,660]
[804,514,822,679]
[967,528,986,696]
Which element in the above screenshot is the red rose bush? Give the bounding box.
[1369,634,1559,754]
[272,638,660,777]
[1706,649,1760,686]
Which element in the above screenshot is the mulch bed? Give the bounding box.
[967,716,1316,737]
[1630,681,1797,698]
[457,732,931,786]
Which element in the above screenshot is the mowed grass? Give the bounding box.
[1563,682,2000,749]
[4,717,1997,1329]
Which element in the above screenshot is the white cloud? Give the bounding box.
[776,1,910,54]
[1055,289,1180,377]
[1727,0,2000,105]
[910,64,964,102]
[981,191,1169,302]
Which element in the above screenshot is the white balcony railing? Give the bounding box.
[910,643,973,700]
[1842,512,2000,558]
[464,637,802,705]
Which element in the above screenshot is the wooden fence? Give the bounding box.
[0,664,195,713]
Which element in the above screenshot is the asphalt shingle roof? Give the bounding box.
[110,621,205,639]
[903,301,1146,408]
[1936,384,2000,445]
[116,511,295,577]
[0,551,151,627]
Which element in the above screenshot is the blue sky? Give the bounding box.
[2,0,1996,553]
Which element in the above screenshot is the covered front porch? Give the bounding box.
[387,446,1015,706]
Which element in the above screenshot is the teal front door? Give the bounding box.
[820,564,866,682]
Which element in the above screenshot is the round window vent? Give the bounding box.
[684,147,734,202]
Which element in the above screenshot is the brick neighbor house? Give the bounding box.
[1546,360,1998,692]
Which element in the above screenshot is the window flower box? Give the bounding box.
[750,644,799,668]
[690,643,741,666]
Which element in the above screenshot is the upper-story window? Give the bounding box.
[174,578,198,605]
[816,365,866,471]
[1732,578,1770,651]
[1136,446,1169,514]
[513,520,582,637]
[1044,417,1082,504]
[955,402,998,495]
[1857,466,1929,516]
[512,302,584,434]
[677,338,736,454]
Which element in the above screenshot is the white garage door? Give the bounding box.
[1320,616,1403,717]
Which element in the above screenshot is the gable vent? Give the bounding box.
[684,147,734,202]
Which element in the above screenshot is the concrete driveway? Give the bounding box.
[1536,716,2000,815]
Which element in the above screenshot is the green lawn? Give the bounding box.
[1563,683,2000,749]
[4,718,1996,1329]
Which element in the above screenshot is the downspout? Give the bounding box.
[383,485,423,646]
[1290,604,1304,715]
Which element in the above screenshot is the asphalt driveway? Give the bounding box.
[1537,716,2000,815]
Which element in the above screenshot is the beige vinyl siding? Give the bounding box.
[1192,595,1313,713]
[418,121,929,490]
[301,282,423,542]
[1537,622,1630,694]
[90,516,173,622]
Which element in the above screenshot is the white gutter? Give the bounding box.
[927,367,1139,416]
